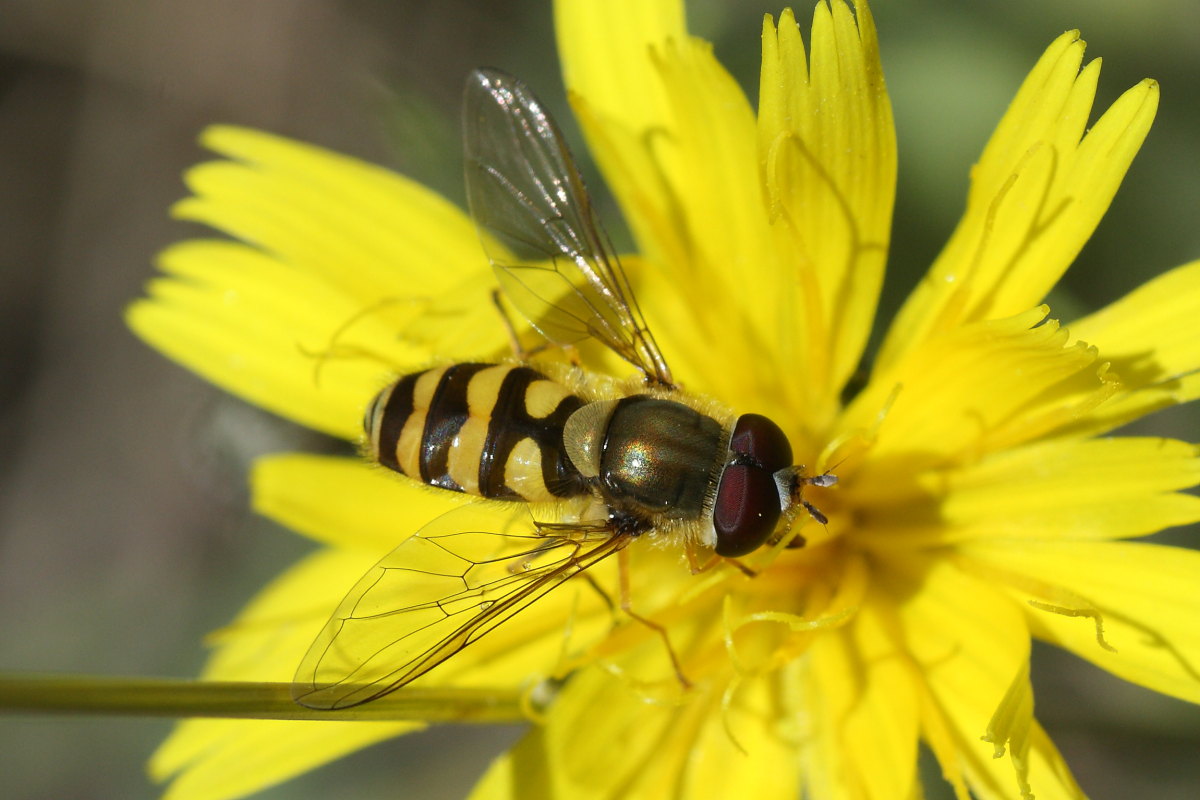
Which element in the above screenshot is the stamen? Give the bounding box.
[980,663,1036,800]
[718,675,750,756]
[1027,600,1117,653]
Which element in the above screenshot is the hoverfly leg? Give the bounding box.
[784,531,808,549]
[578,569,618,620]
[684,541,718,574]
[300,296,409,387]
[722,557,759,578]
[562,343,582,369]
[491,288,583,366]
[618,546,692,690]
[491,288,525,358]
[531,516,618,622]
[685,541,758,577]
[491,288,551,360]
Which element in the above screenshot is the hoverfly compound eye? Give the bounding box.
[713,464,782,557]
[713,414,794,557]
[728,413,792,472]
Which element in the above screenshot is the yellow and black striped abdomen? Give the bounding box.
[365,363,589,503]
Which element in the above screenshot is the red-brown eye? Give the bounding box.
[729,414,792,473]
[713,464,782,557]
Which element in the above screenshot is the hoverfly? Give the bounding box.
[291,69,835,710]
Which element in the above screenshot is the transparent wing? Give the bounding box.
[463,68,674,388]
[292,503,628,710]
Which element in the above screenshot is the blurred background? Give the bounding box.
[1,0,1197,797]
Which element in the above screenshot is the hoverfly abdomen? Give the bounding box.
[366,363,589,502]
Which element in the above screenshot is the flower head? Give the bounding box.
[128,1,1200,798]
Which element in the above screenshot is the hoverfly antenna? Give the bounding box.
[808,472,839,489]
[774,464,838,525]
[799,498,829,526]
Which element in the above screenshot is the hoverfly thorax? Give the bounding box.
[563,396,725,523]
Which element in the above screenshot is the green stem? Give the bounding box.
[0,675,527,723]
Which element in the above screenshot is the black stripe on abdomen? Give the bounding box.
[480,367,587,499]
[535,392,586,497]
[420,363,488,490]
[375,373,418,473]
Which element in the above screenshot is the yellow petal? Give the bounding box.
[469,725,558,800]
[501,666,799,800]
[251,453,465,550]
[151,549,418,800]
[634,40,774,398]
[803,596,919,800]
[1066,260,1200,434]
[152,539,609,799]
[1007,722,1087,800]
[554,0,685,136]
[156,720,410,800]
[198,549,376,680]
[839,309,1106,486]
[556,0,786,414]
[854,436,1200,549]
[184,129,507,358]
[977,664,1086,800]
[183,126,488,304]
[878,33,1159,371]
[128,240,418,439]
[555,0,682,262]
[884,556,1086,800]
[570,61,771,405]
[759,2,896,428]
[936,717,1086,800]
[962,540,1200,704]
[130,126,510,438]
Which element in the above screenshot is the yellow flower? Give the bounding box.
[127,1,1200,798]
